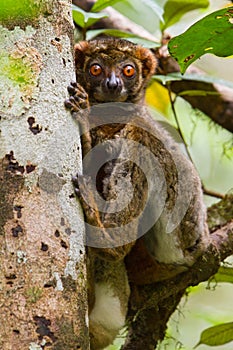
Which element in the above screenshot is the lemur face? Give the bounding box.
[75,38,157,104]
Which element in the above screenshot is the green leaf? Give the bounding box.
[72,5,108,28]
[164,72,233,89]
[168,6,233,74]
[152,74,183,85]
[212,266,233,283]
[91,0,122,12]
[113,0,163,30]
[178,89,219,97]
[152,72,233,89]
[161,0,209,30]
[141,0,164,21]
[194,322,233,348]
[86,29,160,48]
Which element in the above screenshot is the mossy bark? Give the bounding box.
[0,1,89,349]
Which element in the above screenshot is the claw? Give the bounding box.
[74,94,82,102]
[72,174,83,188]
[72,174,82,198]
[70,81,77,87]
[64,99,73,109]
[72,174,79,184]
[74,187,81,197]
[78,92,88,100]
[67,85,76,95]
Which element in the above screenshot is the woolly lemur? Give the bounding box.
[65,38,209,349]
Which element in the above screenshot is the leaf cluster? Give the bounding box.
[72,0,233,74]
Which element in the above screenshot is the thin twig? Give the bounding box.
[167,83,225,200]
[167,83,194,162]
[202,186,225,199]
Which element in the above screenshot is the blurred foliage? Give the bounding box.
[210,266,233,284]
[86,28,160,47]
[72,5,108,29]
[161,0,209,31]
[195,322,233,348]
[71,1,233,349]
[0,0,42,25]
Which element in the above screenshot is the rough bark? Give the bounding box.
[33,2,231,349]
[0,1,89,349]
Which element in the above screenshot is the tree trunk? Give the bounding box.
[0,1,89,349]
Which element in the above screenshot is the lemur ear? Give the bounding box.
[74,41,90,68]
[135,47,157,80]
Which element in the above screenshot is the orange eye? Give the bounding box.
[90,64,102,77]
[123,65,135,78]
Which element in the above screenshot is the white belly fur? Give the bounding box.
[89,259,130,350]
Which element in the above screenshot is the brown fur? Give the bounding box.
[65,38,209,349]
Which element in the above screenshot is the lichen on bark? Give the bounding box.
[0,1,89,349]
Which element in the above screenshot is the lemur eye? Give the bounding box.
[123,65,135,78]
[90,64,102,77]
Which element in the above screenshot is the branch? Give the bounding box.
[170,78,233,133]
[157,46,233,133]
[122,195,233,350]
[207,193,233,231]
[73,0,158,42]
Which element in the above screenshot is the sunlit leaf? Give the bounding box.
[91,0,122,12]
[152,74,183,85]
[161,0,209,30]
[178,90,219,97]
[113,0,163,30]
[146,81,170,115]
[86,29,160,48]
[194,322,233,348]
[168,6,233,73]
[72,5,108,28]
[211,266,233,283]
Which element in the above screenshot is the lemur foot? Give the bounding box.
[72,173,102,225]
[73,173,135,260]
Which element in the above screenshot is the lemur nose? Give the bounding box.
[106,73,120,90]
